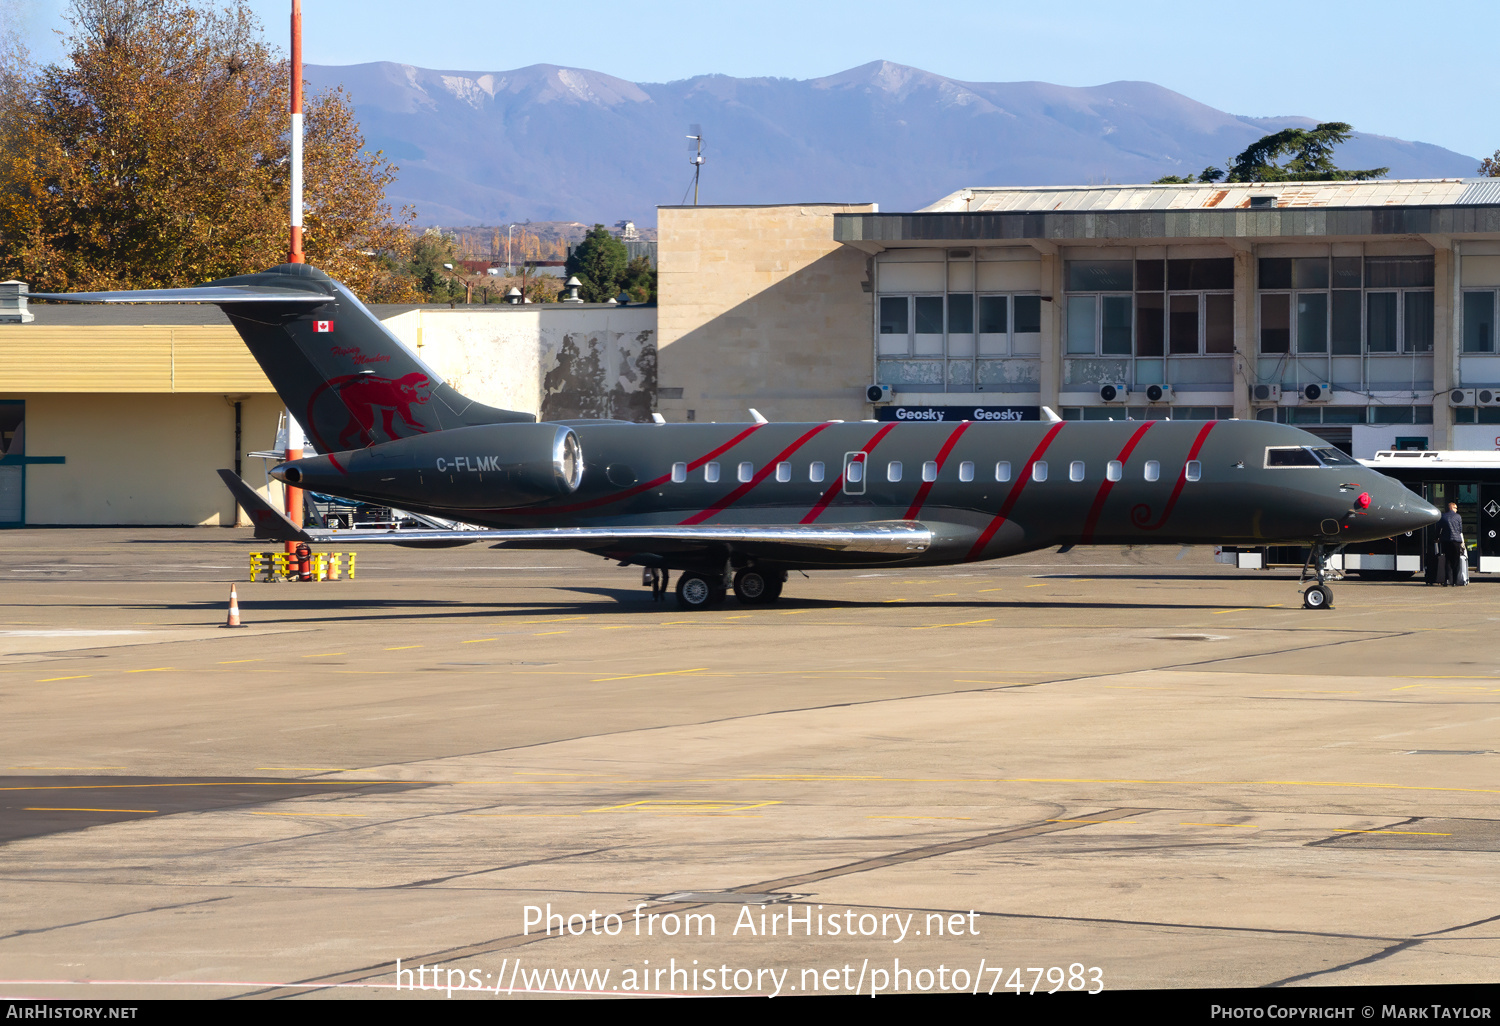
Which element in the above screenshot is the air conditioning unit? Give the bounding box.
[1144,384,1175,404]
[1449,388,1477,407]
[1098,383,1129,403]
[866,384,893,403]
[1301,383,1333,403]
[1251,383,1282,403]
[1477,388,1500,407]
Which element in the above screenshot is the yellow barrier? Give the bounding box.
[249,551,358,582]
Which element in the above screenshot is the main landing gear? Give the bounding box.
[659,567,788,609]
[1299,540,1336,610]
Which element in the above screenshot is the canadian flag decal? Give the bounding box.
[314,320,334,333]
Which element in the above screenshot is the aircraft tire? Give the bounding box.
[1302,584,1333,610]
[676,572,723,610]
[732,569,775,604]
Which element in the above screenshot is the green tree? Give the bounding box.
[1155,123,1387,185]
[0,0,418,300]
[565,224,628,303]
[1479,152,1500,177]
[619,255,657,304]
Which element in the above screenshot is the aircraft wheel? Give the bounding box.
[1302,584,1333,610]
[675,572,723,610]
[732,569,778,604]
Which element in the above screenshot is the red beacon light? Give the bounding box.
[1355,491,1371,510]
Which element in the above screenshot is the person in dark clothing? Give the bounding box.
[1437,501,1466,586]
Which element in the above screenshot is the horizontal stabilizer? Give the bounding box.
[217,470,312,543]
[31,286,328,305]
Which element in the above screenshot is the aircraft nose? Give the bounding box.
[1376,488,1440,534]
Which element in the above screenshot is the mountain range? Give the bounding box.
[303,60,1482,227]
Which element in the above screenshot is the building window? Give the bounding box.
[1258,256,1434,355]
[1463,291,1495,353]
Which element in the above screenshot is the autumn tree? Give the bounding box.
[0,0,417,300]
[1155,123,1388,185]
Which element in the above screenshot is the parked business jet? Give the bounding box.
[36,264,1439,610]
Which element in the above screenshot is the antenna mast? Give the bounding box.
[288,0,304,263]
[687,125,703,205]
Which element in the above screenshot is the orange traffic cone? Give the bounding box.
[224,584,243,628]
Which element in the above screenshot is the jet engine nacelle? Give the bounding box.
[276,422,584,511]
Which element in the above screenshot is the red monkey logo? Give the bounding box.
[314,372,433,449]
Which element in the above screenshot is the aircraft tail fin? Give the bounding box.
[217,470,311,543]
[34,264,535,453]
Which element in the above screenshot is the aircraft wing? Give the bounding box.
[31,286,328,304]
[217,470,930,555]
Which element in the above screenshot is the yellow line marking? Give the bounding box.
[461,814,583,818]
[37,676,91,682]
[1266,689,1361,694]
[1333,828,1452,836]
[250,812,367,818]
[1181,822,1258,828]
[591,668,709,683]
[587,799,780,814]
[385,645,422,650]
[217,659,262,664]
[954,680,1028,685]
[868,815,975,820]
[979,588,1004,593]
[125,668,172,673]
[462,638,497,644]
[534,631,569,636]
[1211,608,1249,615]
[914,619,996,629]
[1025,583,1048,588]
[26,807,157,813]
[255,767,351,772]
[1047,818,1137,824]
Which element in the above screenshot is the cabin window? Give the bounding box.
[922,461,938,482]
[671,462,687,483]
[958,460,974,482]
[704,462,720,483]
[888,461,903,482]
[1144,460,1160,482]
[1069,460,1085,482]
[775,462,792,483]
[810,461,825,483]
[1106,460,1123,482]
[738,461,754,482]
[846,460,864,483]
[995,461,1011,482]
[1185,460,1201,482]
[1032,461,1048,482]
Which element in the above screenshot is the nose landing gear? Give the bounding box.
[1299,540,1337,610]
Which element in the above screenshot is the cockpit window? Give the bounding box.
[1265,446,1322,467]
[1310,447,1358,466]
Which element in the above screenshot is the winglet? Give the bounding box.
[1041,406,1062,423]
[217,470,312,542]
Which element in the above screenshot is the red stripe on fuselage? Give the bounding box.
[902,421,974,520]
[679,422,833,525]
[487,423,766,516]
[963,422,1065,562]
[800,422,898,524]
[1079,422,1156,543]
[1135,421,1218,531]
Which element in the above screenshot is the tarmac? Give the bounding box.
[0,528,1496,999]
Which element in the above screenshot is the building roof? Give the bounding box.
[922,179,1500,214]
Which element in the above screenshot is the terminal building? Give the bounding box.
[655,179,1500,459]
[7,177,1500,525]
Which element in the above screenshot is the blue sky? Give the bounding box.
[12,0,1496,161]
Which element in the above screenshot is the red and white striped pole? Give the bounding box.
[284,0,306,573]
[288,0,304,265]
